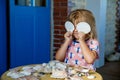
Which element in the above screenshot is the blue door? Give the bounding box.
[0,0,7,75]
[10,0,51,68]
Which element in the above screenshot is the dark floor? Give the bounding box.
[96,61,120,80]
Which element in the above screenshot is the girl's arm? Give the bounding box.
[79,39,97,64]
[78,32,98,64]
[55,40,70,61]
[55,32,72,62]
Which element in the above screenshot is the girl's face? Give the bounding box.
[72,23,79,40]
[72,22,88,40]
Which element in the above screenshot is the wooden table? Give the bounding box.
[1,64,103,80]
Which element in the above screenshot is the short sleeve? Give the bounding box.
[87,39,99,55]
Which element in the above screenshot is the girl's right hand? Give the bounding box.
[64,31,73,41]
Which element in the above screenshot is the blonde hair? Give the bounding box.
[67,9,97,39]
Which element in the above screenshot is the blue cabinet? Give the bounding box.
[10,0,51,68]
[0,0,51,75]
[0,0,7,75]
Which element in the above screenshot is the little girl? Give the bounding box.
[55,9,99,70]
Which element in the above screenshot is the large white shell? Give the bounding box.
[33,65,43,70]
[76,22,91,34]
[7,72,24,78]
[81,68,89,73]
[51,69,67,78]
[65,21,74,32]
[20,71,31,76]
[87,75,95,79]
[22,66,32,70]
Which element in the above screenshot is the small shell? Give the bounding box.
[87,75,95,79]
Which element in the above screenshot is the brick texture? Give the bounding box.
[53,0,68,59]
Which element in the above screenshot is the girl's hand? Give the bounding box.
[78,32,86,41]
[64,31,73,41]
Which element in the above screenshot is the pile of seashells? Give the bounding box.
[7,60,95,80]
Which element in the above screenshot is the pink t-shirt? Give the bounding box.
[64,39,99,70]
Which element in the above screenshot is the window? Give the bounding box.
[15,0,46,7]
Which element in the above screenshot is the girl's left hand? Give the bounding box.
[78,32,86,41]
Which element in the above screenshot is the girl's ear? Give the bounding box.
[65,21,74,32]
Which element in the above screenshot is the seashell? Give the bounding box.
[80,69,89,73]
[22,66,32,70]
[76,22,91,34]
[87,75,95,79]
[20,71,31,76]
[65,21,74,32]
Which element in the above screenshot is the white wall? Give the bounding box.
[86,0,107,67]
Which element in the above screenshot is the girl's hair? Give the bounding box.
[67,9,97,39]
